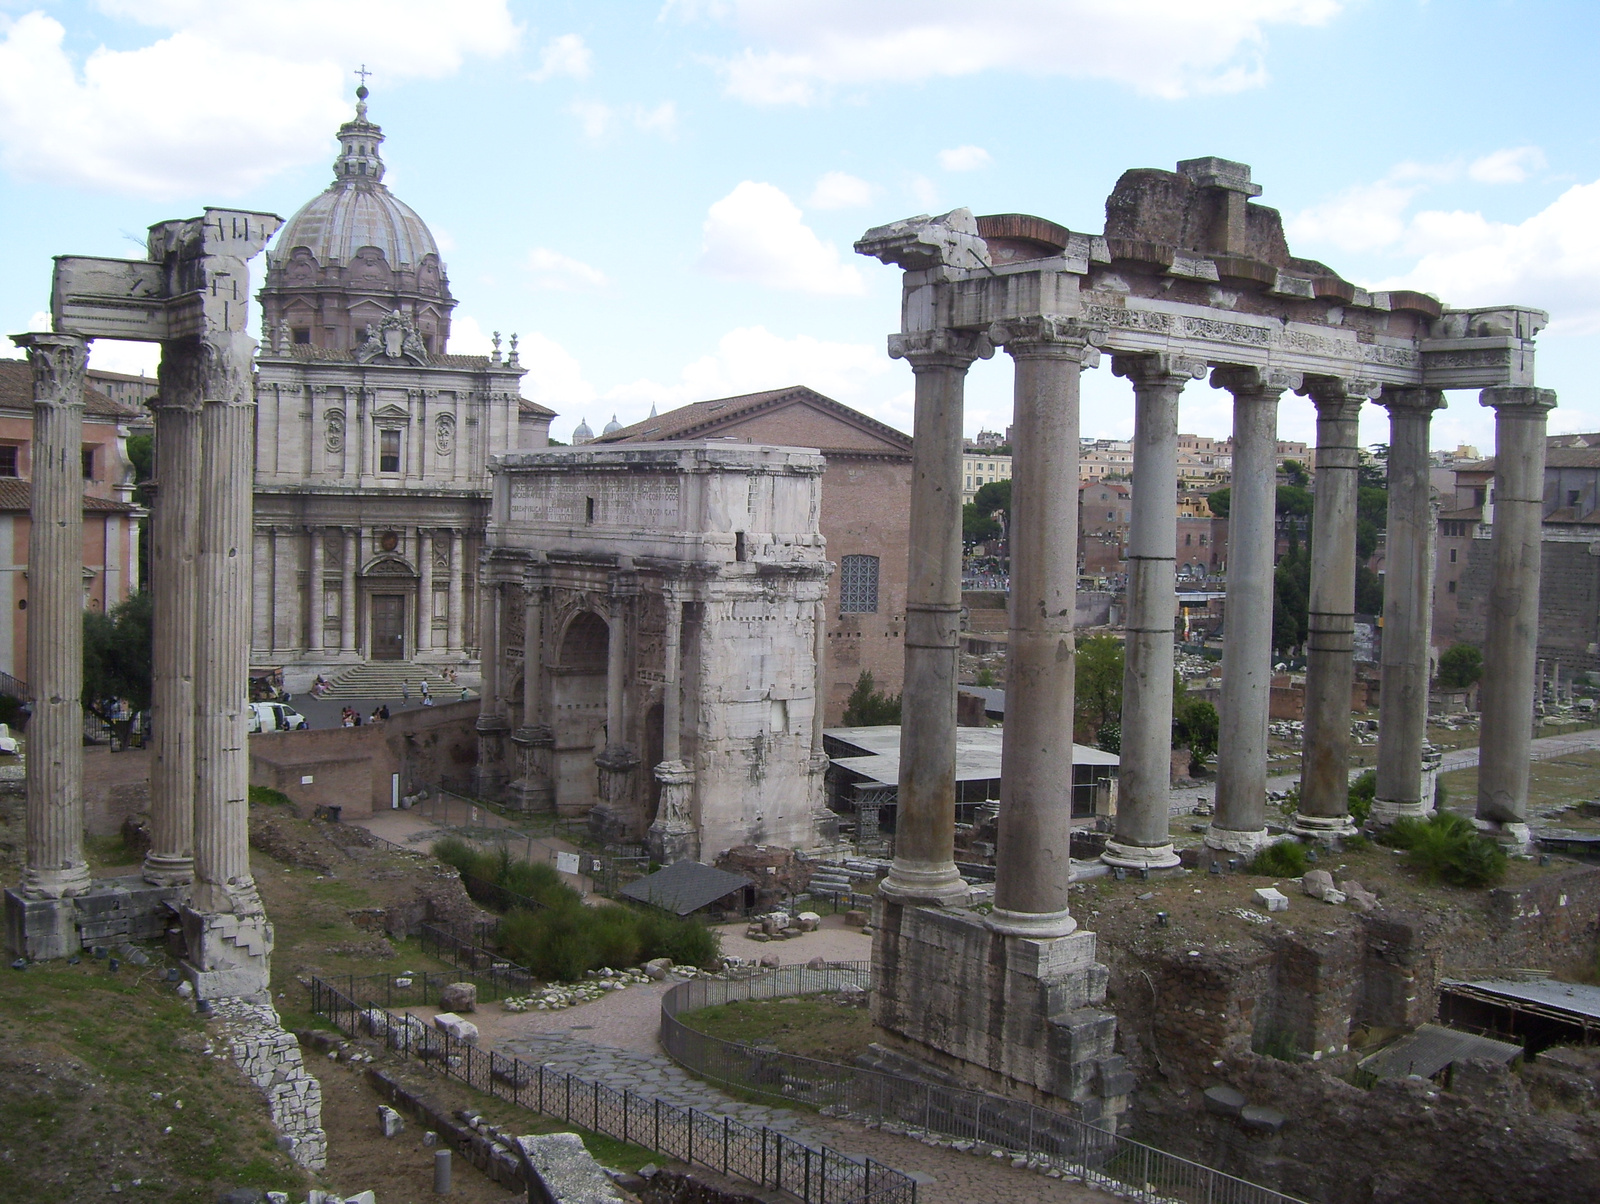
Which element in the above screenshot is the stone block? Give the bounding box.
[1239,1104,1286,1133]
[1203,1084,1247,1116]
[1254,887,1288,912]
[433,1012,479,1044]
[1302,869,1338,900]
[4,889,78,961]
[796,911,821,931]
[643,957,672,980]
[377,1105,404,1137]
[439,981,477,1013]
[518,1133,627,1204]
[843,909,867,927]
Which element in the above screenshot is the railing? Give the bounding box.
[309,976,916,1204]
[417,924,533,994]
[317,963,532,1009]
[661,966,1308,1204]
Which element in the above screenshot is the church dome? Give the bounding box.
[572,417,594,444]
[270,88,440,271]
[603,414,623,435]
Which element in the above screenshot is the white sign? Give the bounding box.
[556,852,581,876]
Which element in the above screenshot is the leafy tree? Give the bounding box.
[1281,459,1310,488]
[1360,444,1389,489]
[1174,693,1219,768]
[1437,643,1484,689]
[1073,634,1124,738]
[1355,566,1384,616]
[962,502,1000,546]
[842,670,901,726]
[1206,487,1230,519]
[83,590,153,747]
[1356,484,1388,562]
[1276,484,1313,519]
[971,479,1012,528]
[1272,543,1310,654]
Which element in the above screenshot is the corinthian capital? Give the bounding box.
[887,328,995,369]
[1378,386,1447,415]
[10,332,88,408]
[1210,364,1303,397]
[988,314,1100,361]
[1481,386,1557,415]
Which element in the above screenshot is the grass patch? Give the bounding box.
[248,785,295,808]
[677,996,875,1065]
[1379,811,1507,887]
[1249,840,1309,878]
[84,832,141,869]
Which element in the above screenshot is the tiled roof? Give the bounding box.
[0,360,145,420]
[0,478,136,512]
[595,386,913,454]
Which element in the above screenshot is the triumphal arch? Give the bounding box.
[857,158,1551,1125]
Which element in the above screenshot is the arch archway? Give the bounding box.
[552,610,610,815]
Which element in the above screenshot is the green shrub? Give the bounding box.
[1348,770,1377,826]
[493,902,721,980]
[1379,811,1506,887]
[635,908,721,967]
[1249,840,1309,877]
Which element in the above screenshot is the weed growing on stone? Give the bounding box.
[1249,841,1309,878]
[1380,812,1507,888]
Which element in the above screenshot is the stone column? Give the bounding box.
[1373,388,1446,823]
[145,343,203,888]
[340,527,359,654]
[988,317,1093,936]
[473,566,510,797]
[879,329,991,906]
[649,587,695,864]
[1476,386,1557,848]
[416,528,433,655]
[1104,353,1205,871]
[509,557,553,812]
[447,528,465,654]
[305,527,324,655]
[1208,367,1299,855]
[1293,379,1372,840]
[14,332,92,910]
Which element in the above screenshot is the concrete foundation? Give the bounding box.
[871,899,1131,1130]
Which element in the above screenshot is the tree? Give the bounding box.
[1173,692,1219,769]
[83,590,153,748]
[963,502,1000,546]
[1281,459,1310,488]
[971,479,1012,529]
[841,670,901,726]
[1272,542,1310,654]
[1437,643,1483,689]
[1206,486,1230,519]
[1074,634,1124,740]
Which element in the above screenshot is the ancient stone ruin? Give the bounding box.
[855,157,1552,1127]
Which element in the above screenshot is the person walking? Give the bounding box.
[401,681,409,703]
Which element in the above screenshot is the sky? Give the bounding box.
[2,1,1598,454]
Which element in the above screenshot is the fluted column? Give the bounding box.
[1476,386,1557,848]
[509,556,553,812]
[192,338,261,914]
[478,575,502,721]
[1208,367,1299,855]
[340,527,359,654]
[1373,388,1446,823]
[879,329,992,907]
[649,587,695,862]
[1292,379,1372,839]
[305,527,324,655]
[416,528,433,654]
[145,342,203,887]
[13,332,92,901]
[986,318,1093,935]
[1104,353,1205,871]
[447,528,465,654]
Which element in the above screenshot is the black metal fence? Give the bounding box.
[661,966,1308,1204]
[308,976,915,1204]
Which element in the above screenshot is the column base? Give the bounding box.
[985,906,1078,938]
[4,889,78,961]
[1204,826,1271,856]
[142,854,195,888]
[1474,819,1533,855]
[181,902,274,1000]
[1289,811,1358,841]
[646,823,697,866]
[878,860,970,907]
[1368,797,1432,825]
[22,863,92,900]
[1100,839,1181,871]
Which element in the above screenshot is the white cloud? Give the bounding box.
[449,315,597,412]
[566,98,679,140]
[680,0,1343,105]
[0,3,518,198]
[697,182,864,294]
[937,145,991,172]
[526,247,608,291]
[808,171,874,209]
[909,174,939,209]
[530,33,593,82]
[1468,146,1546,185]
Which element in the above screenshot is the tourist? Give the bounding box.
[419,679,431,702]
[401,681,409,703]
[378,704,391,720]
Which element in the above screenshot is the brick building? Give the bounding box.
[0,360,143,687]
[598,386,912,723]
[1435,434,1600,680]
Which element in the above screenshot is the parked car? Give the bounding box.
[248,701,309,733]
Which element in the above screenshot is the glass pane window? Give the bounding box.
[0,446,17,477]
[380,429,401,473]
[839,554,880,614]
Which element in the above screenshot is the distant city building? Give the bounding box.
[961,451,1012,504]
[966,429,1007,451]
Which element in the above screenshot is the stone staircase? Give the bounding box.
[316,663,471,701]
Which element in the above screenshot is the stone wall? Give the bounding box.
[210,994,328,1171]
[1455,536,1600,676]
[247,700,479,818]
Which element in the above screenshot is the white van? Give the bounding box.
[248,701,309,733]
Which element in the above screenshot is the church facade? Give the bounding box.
[249,90,553,688]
